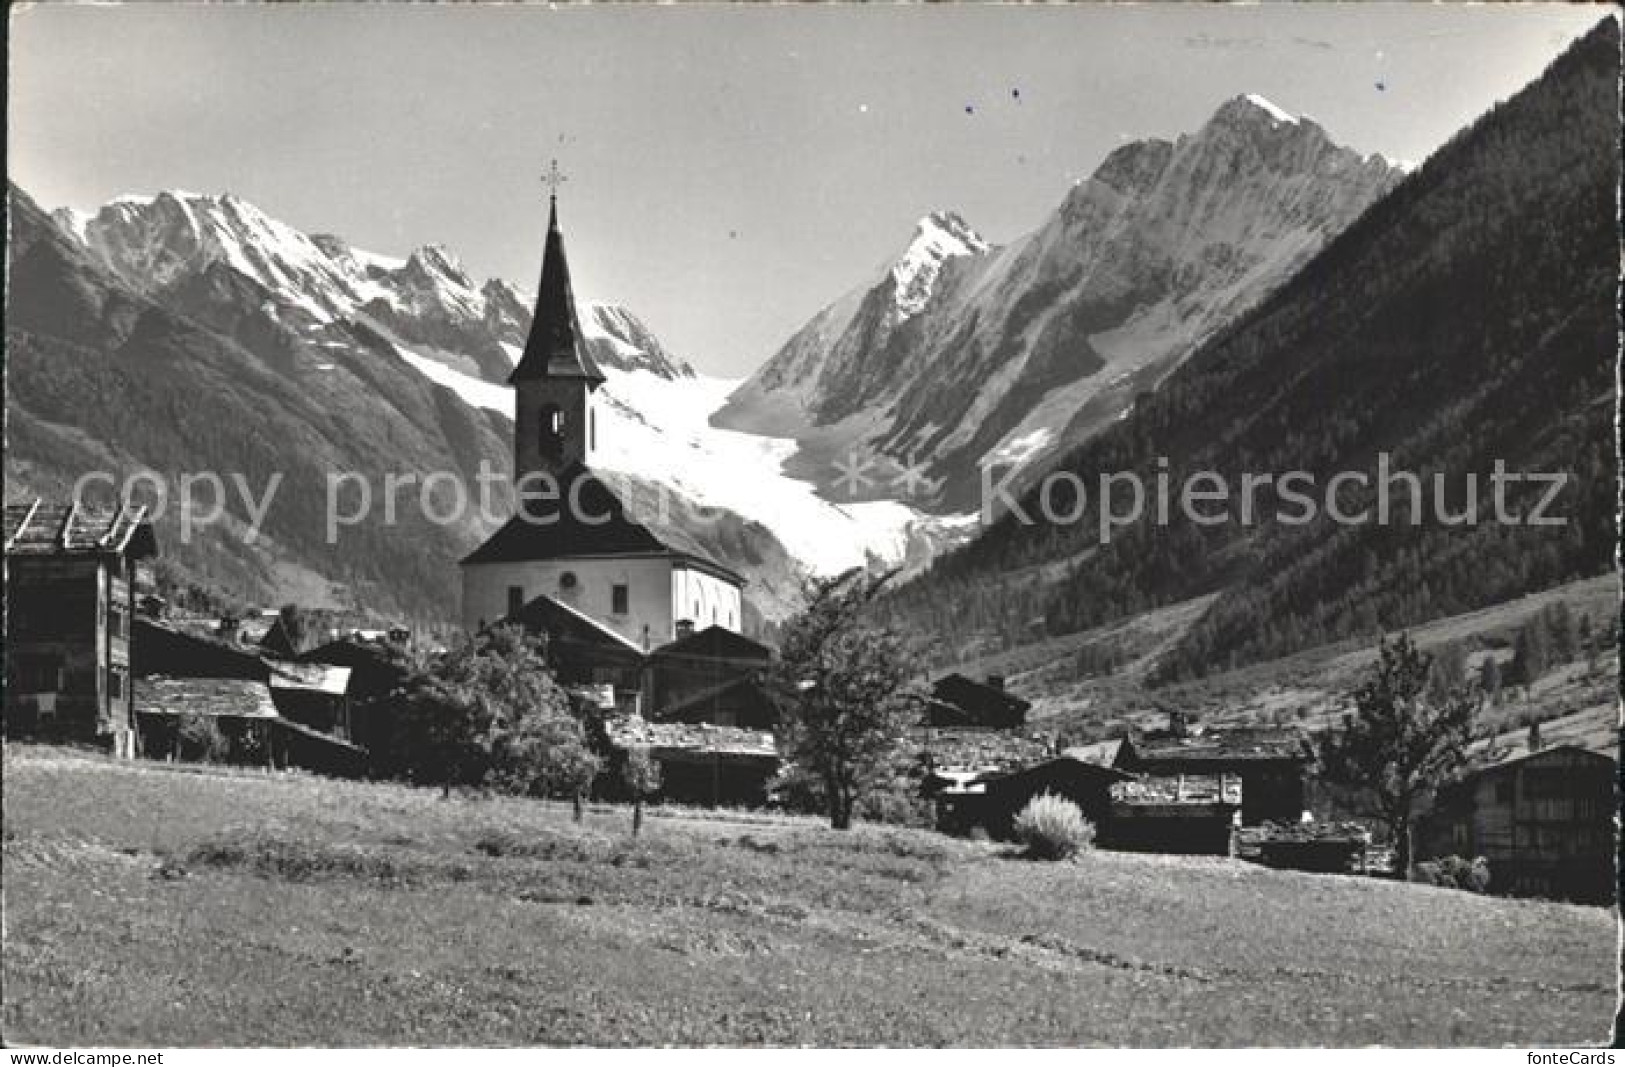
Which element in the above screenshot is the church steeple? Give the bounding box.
[510,164,604,485]
[509,172,604,386]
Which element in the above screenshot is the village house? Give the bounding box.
[1417,744,1616,904]
[925,672,1031,730]
[4,500,158,756]
[955,754,1133,839]
[131,614,366,777]
[644,624,776,729]
[460,188,745,647]
[1106,773,1245,854]
[1114,713,1314,825]
[605,716,780,808]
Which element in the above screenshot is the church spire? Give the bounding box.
[508,162,604,386]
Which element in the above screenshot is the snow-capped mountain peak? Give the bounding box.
[580,302,695,379]
[890,211,989,321]
[1240,93,1299,125]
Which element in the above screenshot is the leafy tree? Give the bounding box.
[1320,633,1479,874]
[541,742,603,822]
[772,569,926,830]
[622,747,663,836]
[1425,641,1468,704]
[1477,654,1502,705]
[1543,602,1578,664]
[390,625,591,801]
[1509,618,1551,689]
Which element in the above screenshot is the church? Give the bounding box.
[460,184,746,652]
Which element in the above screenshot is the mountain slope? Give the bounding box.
[716,96,1402,509]
[883,18,1619,678]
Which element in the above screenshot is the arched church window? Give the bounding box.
[538,404,564,460]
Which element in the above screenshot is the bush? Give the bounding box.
[1012,793,1095,860]
[1412,855,1492,893]
[175,713,228,763]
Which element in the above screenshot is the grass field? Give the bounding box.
[2,745,1616,1047]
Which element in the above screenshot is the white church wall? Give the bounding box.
[461,556,676,649]
[671,564,744,634]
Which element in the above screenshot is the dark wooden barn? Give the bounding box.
[503,593,648,714]
[1106,774,1243,855]
[953,755,1133,839]
[130,617,364,777]
[606,716,780,808]
[1114,715,1312,825]
[4,500,158,756]
[1418,744,1616,904]
[646,625,776,728]
[925,673,1031,730]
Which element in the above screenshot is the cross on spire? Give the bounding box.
[543,159,567,203]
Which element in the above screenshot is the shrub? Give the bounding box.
[1012,793,1094,860]
[1411,855,1492,893]
[175,713,228,763]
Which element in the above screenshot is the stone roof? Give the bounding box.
[1111,773,1243,807]
[606,715,778,759]
[134,677,279,719]
[1118,725,1312,768]
[4,499,157,557]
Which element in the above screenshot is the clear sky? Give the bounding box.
[9,3,1608,377]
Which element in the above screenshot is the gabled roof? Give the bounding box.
[1117,725,1312,768]
[4,499,157,558]
[133,616,269,681]
[461,464,674,562]
[650,625,772,666]
[134,676,280,719]
[1062,740,1124,768]
[1460,743,1616,780]
[654,674,777,726]
[503,592,647,661]
[979,754,1134,791]
[460,464,743,584]
[267,661,352,696]
[508,197,604,385]
[927,672,1031,729]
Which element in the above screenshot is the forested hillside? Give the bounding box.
[885,18,1619,679]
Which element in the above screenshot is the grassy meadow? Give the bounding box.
[2,745,1616,1046]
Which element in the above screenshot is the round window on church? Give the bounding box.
[559,572,578,592]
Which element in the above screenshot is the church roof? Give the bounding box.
[508,196,604,385]
[460,463,743,585]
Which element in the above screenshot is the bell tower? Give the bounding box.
[509,162,604,488]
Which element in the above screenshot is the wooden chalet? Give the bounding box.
[130,616,365,776]
[925,673,1031,730]
[1417,744,1616,904]
[1114,714,1313,825]
[645,624,776,728]
[4,500,158,755]
[1106,774,1243,855]
[605,715,780,808]
[299,637,414,756]
[950,754,1132,839]
[502,592,647,714]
